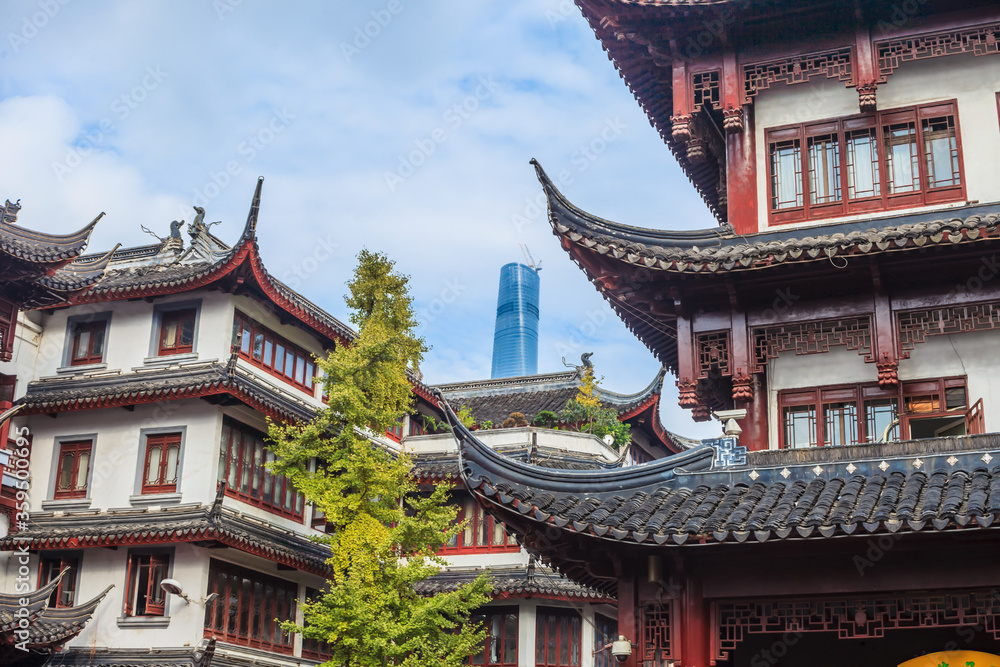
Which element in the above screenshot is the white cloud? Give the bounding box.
[0,0,719,439]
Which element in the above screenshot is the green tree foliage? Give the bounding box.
[559,368,632,450]
[268,250,491,667]
[532,410,559,429]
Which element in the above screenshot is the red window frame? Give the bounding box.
[778,376,971,448]
[53,440,92,499]
[386,416,404,442]
[536,607,583,667]
[218,418,304,521]
[467,607,518,666]
[441,495,519,554]
[204,559,297,654]
[766,101,965,225]
[158,309,196,356]
[141,432,181,494]
[38,555,79,608]
[593,613,618,667]
[70,321,107,366]
[409,416,425,437]
[124,552,169,616]
[233,311,316,393]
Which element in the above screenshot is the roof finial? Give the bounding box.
[242,176,264,240]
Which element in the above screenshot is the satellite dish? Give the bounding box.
[160,579,184,596]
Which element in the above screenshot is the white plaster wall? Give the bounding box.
[24,399,222,510]
[765,331,1000,447]
[754,53,1000,232]
[404,428,620,461]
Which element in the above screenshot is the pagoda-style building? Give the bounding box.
[453,1,1000,665]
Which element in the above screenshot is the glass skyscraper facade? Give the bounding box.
[490,262,540,378]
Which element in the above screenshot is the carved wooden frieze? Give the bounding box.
[751,317,874,373]
[743,48,854,101]
[877,23,1000,82]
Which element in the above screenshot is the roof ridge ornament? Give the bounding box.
[241,176,264,242]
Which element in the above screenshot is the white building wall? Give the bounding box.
[753,53,1000,232]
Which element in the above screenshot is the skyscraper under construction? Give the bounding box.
[490,262,539,378]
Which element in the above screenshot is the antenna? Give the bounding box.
[519,243,542,271]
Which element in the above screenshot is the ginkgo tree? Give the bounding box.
[268,250,491,667]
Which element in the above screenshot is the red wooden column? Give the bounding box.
[723,50,757,235]
[618,568,639,667]
[871,263,899,387]
[854,19,877,111]
[676,314,699,410]
[682,576,711,667]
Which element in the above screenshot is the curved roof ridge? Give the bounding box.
[595,367,666,407]
[441,392,714,494]
[0,211,104,263]
[37,243,120,293]
[531,158,729,247]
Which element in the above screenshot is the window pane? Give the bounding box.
[305,362,314,389]
[560,615,569,664]
[252,332,264,360]
[58,453,74,491]
[865,398,898,443]
[285,351,295,377]
[274,344,285,373]
[463,499,474,546]
[504,613,517,663]
[923,115,959,188]
[91,326,105,356]
[179,316,195,346]
[76,451,90,490]
[295,357,306,385]
[846,128,881,199]
[770,139,802,209]
[145,446,161,484]
[165,445,179,484]
[783,405,816,448]
[808,134,841,204]
[823,401,858,446]
[945,387,966,410]
[536,615,546,663]
[884,121,919,193]
[162,320,178,349]
[489,615,501,663]
[241,326,251,354]
[906,394,939,414]
[74,330,91,359]
[264,339,273,366]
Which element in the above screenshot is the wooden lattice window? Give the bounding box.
[441,496,519,554]
[536,607,582,667]
[124,552,169,616]
[467,607,517,666]
[70,321,107,366]
[233,311,316,393]
[38,555,79,608]
[203,559,297,654]
[141,432,181,494]
[218,418,304,521]
[53,440,91,499]
[766,101,964,225]
[158,308,196,356]
[778,376,973,448]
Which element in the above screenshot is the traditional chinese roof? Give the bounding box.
[16,361,317,422]
[537,160,1000,276]
[62,178,354,349]
[416,564,612,603]
[0,199,112,308]
[450,395,1000,593]
[0,573,111,666]
[22,586,112,649]
[0,500,333,576]
[45,643,215,667]
[437,366,682,453]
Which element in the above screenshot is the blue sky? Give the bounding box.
[1,0,720,439]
